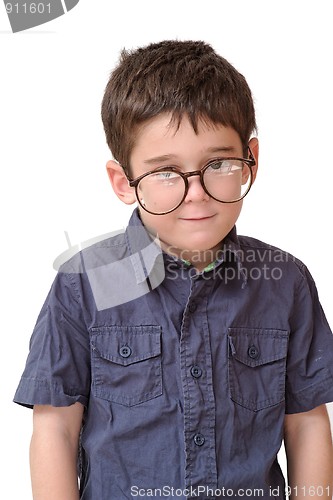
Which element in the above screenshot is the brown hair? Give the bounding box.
[101,40,257,174]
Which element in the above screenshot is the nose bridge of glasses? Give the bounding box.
[183,169,206,189]
[183,169,205,188]
[184,169,202,179]
[182,169,209,201]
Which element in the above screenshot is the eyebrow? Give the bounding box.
[143,155,177,166]
[143,146,238,166]
[206,146,239,155]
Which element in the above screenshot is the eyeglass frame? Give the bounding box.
[126,146,256,215]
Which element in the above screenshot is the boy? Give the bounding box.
[14,40,333,499]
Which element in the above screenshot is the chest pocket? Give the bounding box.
[228,327,289,411]
[91,325,162,407]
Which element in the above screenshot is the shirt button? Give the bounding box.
[190,365,203,379]
[193,433,205,446]
[248,345,260,359]
[189,302,197,313]
[119,345,132,358]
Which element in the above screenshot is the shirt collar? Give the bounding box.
[125,209,164,285]
[221,227,247,288]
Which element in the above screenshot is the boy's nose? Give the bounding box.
[184,175,210,203]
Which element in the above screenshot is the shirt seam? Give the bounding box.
[18,376,88,398]
[287,372,333,398]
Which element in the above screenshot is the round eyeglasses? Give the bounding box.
[127,147,256,215]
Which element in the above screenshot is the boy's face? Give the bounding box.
[107,114,258,269]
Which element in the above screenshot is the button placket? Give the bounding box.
[180,277,218,489]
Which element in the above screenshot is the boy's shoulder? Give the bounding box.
[231,231,308,279]
[237,233,296,255]
[235,231,297,257]
[55,222,165,309]
[55,228,129,275]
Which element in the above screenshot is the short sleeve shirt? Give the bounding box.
[14,209,333,499]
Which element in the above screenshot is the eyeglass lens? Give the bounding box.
[136,159,252,215]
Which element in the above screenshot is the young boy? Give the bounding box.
[14,40,333,499]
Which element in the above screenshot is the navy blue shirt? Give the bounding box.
[14,209,333,499]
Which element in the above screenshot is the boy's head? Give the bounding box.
[101,40,257,173]
[102,40,259,269]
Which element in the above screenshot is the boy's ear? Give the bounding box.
[248,137,259,184]
[106,160,137,205]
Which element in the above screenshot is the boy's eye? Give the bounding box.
[207,159,243,175]
[150,170,180,182]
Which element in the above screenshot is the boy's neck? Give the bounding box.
[140,218,223,272]
[162,242,222,272]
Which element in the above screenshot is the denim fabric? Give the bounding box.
[14,209,333,499]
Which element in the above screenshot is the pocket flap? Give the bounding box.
[91,325,161,366]
[228,327,289,367]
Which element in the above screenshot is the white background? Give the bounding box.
[1,0,332,497]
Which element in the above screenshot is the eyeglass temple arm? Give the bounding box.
[247,145,256,166]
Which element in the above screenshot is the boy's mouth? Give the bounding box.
[179,214,216,222]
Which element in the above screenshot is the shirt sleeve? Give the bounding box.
[13,267,91,409]
[285,263,333,414]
